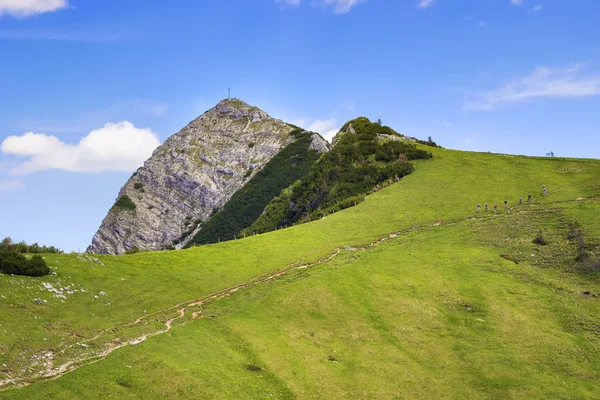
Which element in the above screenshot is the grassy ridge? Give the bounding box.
[185,129,323,246]
[243,118,431,235]
[5,198,600,399]
[1,147,600,398]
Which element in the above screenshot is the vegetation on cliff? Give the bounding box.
[185,128,325,246]
[243,117,432,235]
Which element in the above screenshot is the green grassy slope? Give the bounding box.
[1,148,599,398]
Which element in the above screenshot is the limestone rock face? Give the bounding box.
[308,133,331,152]
[87,99,294,254]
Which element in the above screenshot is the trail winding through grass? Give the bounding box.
[0,174,597,392]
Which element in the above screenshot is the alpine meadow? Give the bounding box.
[1,1,600,399]
[2,142,599,398]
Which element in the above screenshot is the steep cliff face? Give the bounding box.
[87,99,296,254]
[184,128,330,247]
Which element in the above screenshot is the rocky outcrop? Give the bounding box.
[87,99,295,254]
[308,133,330,152]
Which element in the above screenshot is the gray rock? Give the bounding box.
[87,99,294,254]
[308,133,331,152]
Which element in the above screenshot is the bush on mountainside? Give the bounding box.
[27,255,51,276]
[0,237,62,254]
[125,246,141,255]
[375,141,432,162]
[114,195,137,211]
[0,237,57,276]
[0,252,50,277]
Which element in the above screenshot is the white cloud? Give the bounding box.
[324,0,366,13]
[478,20,487,27]
[414,0,537,13]
[292,118,340,142]
[291,118,309,128]
[0,180,23,192]
[274,0,300,6]
[417,0,437,9]
[307,118,337,132]
[1,122,161,175]
[0,0,68,17]
[323,129,341,142]
[274,0,366,13]
[465,63,600,111]
[529,5,543,12]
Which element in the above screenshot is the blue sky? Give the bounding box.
[1,0,599,251]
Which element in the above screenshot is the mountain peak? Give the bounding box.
[215,98,250,108]
[87,99,295,254]
[210,98,271,123]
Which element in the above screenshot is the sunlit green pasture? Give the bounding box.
[1,148,599,398]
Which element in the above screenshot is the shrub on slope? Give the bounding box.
[0,252,50,277]
[243,117,432,235]
[113,195,136,211]
[0,237,62,254]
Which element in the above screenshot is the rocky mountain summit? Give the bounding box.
[88,99,327,254]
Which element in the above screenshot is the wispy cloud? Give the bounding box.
[290,118,339,141]
[1,122,161,175]
[0,180,24,192]
[0,0,69,18]
[307,119,340,141]
[529,5,543,12]
[0,29,122,42]
[416,0,537,12]
[325,0,367,13]
[464,63,600,111]
[274,0,366,13]
[417,0,437,9]
[274,0,300,7]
